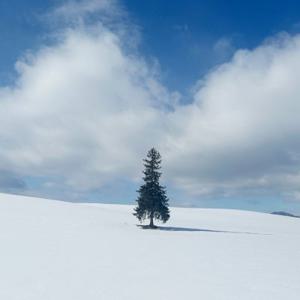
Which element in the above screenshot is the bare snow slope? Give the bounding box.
[0,193,299,300]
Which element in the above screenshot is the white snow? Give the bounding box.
[0,192,299,300]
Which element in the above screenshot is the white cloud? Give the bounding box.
[165,33,300,199]
[1,1,300,202]
[0,5,175,191]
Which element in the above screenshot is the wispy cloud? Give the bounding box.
[51,0,120,23]
[213,37,235,60]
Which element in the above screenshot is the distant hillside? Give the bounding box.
[271,211,300,218]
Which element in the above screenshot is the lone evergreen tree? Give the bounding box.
[133,148,170,228]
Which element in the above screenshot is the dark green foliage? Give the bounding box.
[133,148,170,228]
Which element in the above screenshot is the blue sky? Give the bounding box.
[1,0,300,214]
[2,0,300,92]
[123,0,300,93]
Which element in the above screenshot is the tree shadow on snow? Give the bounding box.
[137,225,268,235]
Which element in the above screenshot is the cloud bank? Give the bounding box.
[1,0,300,203]
[167,33,300,200]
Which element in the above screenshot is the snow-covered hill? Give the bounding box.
[0,193,299,299]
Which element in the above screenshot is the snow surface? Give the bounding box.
[0,192,299,300]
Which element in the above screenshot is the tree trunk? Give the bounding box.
[149,214,154,228]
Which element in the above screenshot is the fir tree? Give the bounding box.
[133,148,170,228]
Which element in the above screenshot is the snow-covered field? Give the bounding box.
[0,193,299,300]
